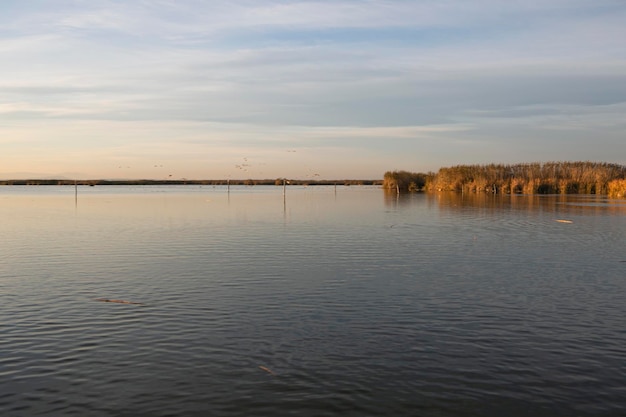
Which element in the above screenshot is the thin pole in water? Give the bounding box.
[282,178,287,213]
[283,178,290,209]
[227,179,230,193]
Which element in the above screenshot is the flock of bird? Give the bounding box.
[114,149,323,180]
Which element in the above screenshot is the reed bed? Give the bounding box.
[384,162,626,196]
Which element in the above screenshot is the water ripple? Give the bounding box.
[1,188,625,416]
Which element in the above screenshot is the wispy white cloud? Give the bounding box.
[1,0,625,178]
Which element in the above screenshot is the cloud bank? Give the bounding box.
[1,1,625,179]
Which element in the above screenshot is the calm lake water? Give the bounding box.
[1,185,625,417]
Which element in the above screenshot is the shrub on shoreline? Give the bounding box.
[383,170,432,193]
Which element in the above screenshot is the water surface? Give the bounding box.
[1,186,625,416]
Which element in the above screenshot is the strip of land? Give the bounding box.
[0,179,381,186]
[3,161,625,197]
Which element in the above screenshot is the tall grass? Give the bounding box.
[608,179,626,198]
[385,162,626,196]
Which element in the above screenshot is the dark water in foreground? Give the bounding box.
[1,185,625,416]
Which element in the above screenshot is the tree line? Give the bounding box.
[384,162,626,197]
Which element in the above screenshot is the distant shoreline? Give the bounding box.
[0,179,382,186]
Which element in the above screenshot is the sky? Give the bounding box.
[1,0,625,180]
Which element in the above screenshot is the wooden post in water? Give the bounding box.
[227,179,230,194]
[74,179,77,204]
[282,178,287,213]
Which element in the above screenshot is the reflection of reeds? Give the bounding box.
[430,192,626,216]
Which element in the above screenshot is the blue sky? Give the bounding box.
[1,0,625,180]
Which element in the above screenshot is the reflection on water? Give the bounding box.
[385,189,626,215]
[1,186,625,417]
